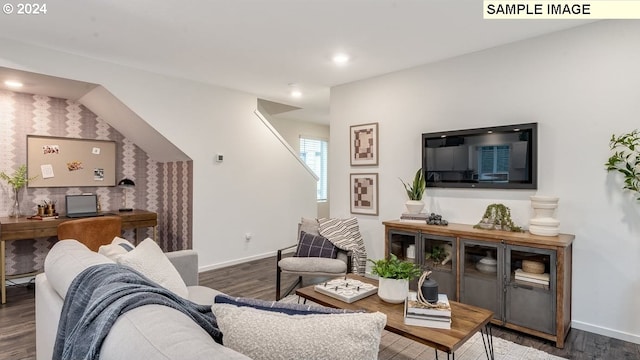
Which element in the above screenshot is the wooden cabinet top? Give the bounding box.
[383,220,574,248]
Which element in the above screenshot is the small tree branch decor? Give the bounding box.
[0,164,37,190]
[474,203,523,232]
[605,129,640,201]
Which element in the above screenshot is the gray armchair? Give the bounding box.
[275,219,351,300]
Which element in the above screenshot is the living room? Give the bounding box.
[0,3,639,359]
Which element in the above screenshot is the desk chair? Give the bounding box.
[275,219,351,300]
[57,216,122,252]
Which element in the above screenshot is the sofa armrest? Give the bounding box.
[166,250,199,286]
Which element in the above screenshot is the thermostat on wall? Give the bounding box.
[215,154,224,162]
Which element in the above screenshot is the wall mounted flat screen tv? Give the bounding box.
[422,123,537,189]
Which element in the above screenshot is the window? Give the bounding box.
[478,145,510,181]
[300,137,328,201]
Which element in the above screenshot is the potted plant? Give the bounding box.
[605,129,640,201]
[369,254,422,303]
[0,164,37,218]
[400,168,426,214]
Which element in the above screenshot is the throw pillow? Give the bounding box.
[294,231,338,259]
[299,217,320,236]
[212,303,386,360]
[318,217,367,274]
[98,237,136,261]
[214,294,356,315]
[117,238,189,298]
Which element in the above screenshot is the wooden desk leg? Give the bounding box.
[1,240,6,304]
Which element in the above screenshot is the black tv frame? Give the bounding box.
[422,123,538,190]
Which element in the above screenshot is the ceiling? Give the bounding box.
[0,1,592,124]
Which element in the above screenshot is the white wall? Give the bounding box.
[0,38,317,269]
[268,116,331,218]
[330,21,640,343]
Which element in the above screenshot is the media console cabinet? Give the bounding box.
[383,220,574,348]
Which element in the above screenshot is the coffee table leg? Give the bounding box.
[481,324,494,360]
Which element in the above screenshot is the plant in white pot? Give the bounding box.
[369,254,422,304]
[400,168,426,214]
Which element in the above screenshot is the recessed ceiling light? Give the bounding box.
[4,80,23,88]
[332,53,350,65]
[290,90,302,98]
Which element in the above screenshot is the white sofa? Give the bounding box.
[35,240,250,360]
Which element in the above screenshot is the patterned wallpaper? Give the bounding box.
[0,90,193,276]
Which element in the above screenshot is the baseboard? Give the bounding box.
[572,320,640,345]
[198,250,277,272]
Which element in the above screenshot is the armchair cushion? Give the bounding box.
[277,257,347,275]
[294,231,338,259]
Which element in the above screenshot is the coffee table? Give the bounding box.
[296,274,494,360]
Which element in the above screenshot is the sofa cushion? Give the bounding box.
[44,240,114,299]
[118,238,189,298]
[188,286,224,306]
[98,237,135,261]
[214,294,355,315]
[294,231,338,258]
[212,303,386,360]
[101,305,251,360]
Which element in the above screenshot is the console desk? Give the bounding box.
[0,209,157,304]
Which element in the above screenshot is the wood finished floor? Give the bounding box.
[1,255,638,360]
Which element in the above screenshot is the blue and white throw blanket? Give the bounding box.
[53,263,222,360]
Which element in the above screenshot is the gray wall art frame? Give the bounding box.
[350,173,378,216]
[350,122,379,166]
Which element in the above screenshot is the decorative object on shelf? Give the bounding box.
[369,254,422,303]
[475,251,498,274]
[529,195,560,236]
[350,122,378,166]
[473,203,523,232]
[0,164,38,218]
[426,244,453,266]
[118,178,135,212]
[426,212,448,226]
[522,259,545,274]
[605,129,640,201]
[417,271,439,304]
[349,173,378,215]
[400,168,426,214]
[406,244,416,261]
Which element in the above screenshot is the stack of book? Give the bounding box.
[514,268,550,286]
[399,212,428,223]
[403,291,451,329]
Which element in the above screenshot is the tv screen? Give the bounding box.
[422,123,537,189]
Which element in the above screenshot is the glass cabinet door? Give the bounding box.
[460,239,503,321]
[386,230,419,289]
[506,245,556,334]
[421,234,456,300]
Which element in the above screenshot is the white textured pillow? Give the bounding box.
[212,303,386,360]
[117,238,189,298]
[98,237,136,261]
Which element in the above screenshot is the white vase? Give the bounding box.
[529,195,560,236]
[377,277,409,304]
[405,200,425,214]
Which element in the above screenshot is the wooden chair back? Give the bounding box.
[56,216,122,252]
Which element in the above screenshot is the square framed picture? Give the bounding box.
[350,122,378,166]
[350,173,378,216]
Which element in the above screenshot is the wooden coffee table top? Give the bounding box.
[296,274,493,354]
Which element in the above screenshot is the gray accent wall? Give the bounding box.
[0,90,193,276]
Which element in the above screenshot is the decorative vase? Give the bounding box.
[405,200,425,214]
[529,195,560,237]
[377,277,409,304]
[11,188,21,218]
[475,251,497,274]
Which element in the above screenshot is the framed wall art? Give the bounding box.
[350,173,378,216]
[350,122,378,166]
